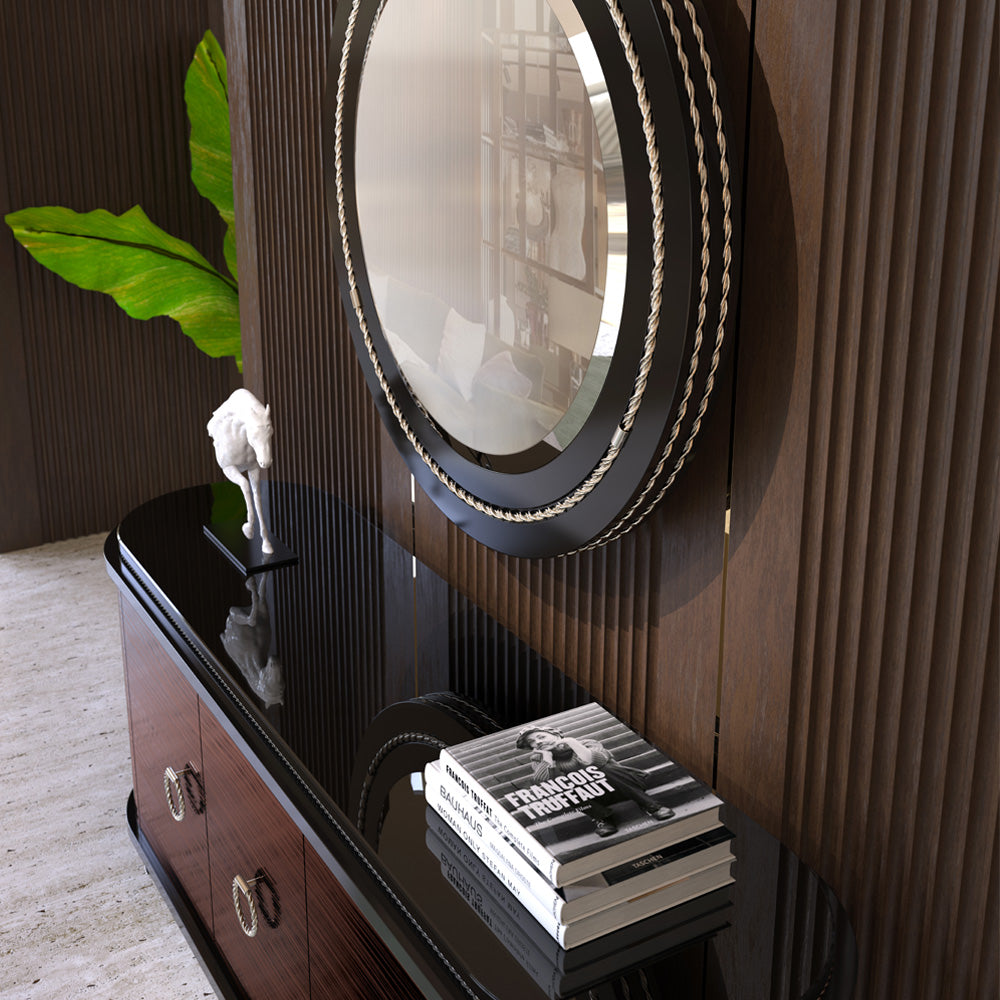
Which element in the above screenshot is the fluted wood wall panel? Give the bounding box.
[722,1,999,999]
[228,0,382,519]
[225,1,998,998]
[0,0,239,551]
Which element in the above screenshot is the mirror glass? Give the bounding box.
[355,0,625,456]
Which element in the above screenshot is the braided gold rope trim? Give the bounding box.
[335,0,680,523]
[580,0,734,551]
[355,731,445,829]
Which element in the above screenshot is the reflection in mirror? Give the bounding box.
[355,0,624,456]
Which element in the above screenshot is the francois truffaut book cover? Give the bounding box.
[442,703,723,868]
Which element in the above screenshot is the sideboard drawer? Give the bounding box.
[201,706,309,1000]
[121,603,213,936]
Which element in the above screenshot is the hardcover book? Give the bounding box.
[426,760,734,925]
[438,702,725,886]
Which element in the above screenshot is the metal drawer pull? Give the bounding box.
[163,766,193,822]
[232,874,263,937]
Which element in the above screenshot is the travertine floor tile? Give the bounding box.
[0,534,215,1000]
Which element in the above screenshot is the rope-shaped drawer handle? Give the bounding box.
[232,874,262,937]
[163,766,193,822]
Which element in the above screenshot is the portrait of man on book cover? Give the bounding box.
[444,703,723,866]
[513,723,675,839]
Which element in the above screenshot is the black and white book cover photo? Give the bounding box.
[442,702,724,871]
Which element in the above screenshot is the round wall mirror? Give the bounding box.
[326,0,738,557]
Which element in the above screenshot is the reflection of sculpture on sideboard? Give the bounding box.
[221,573,285,708]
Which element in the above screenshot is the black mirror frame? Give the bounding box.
[325,0,739,558]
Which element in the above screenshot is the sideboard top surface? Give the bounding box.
[107,482,854,1000]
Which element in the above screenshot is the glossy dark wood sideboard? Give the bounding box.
[106,483,856,1000]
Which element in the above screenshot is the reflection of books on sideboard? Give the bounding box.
[427,819,733,999]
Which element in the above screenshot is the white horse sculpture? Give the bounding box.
[207,388,275,554]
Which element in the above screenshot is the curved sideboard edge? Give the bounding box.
[107,529,472,1000]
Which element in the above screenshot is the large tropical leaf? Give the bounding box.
[6,204,241,367]
[185,29,237,280]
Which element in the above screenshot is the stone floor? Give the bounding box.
[0,534,215,1000]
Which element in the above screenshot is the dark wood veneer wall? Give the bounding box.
[227,1,998,998]
[0,0,239,551]
[1,1,995,998]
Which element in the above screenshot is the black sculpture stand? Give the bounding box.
[203,518,297,576]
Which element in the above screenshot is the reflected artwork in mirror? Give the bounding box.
[326,0,739,557]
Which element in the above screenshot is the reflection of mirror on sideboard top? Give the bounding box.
[327,0,740,557]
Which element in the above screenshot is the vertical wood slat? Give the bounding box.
[0,127,43,546]
[891,5,998,996]
[720,0,840,825]
[226,0,264,395]
[0,0,239,551]
[413,433,729,777]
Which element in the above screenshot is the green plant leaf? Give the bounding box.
[186,30,232,226]
[6,204,241,368]
[185,29,237,280]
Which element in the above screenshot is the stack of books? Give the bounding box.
[423,703,735,959]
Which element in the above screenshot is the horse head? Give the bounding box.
[246,404,273,470]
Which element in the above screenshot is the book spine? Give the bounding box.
[425,765,568,928]
[439,748,560,884]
